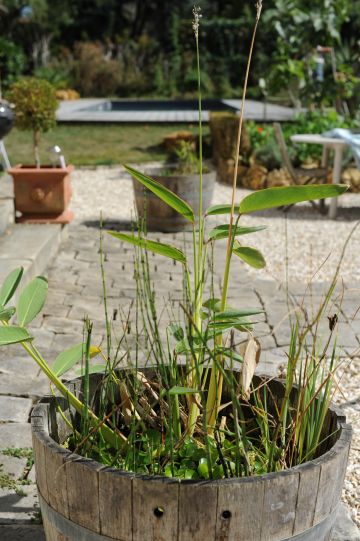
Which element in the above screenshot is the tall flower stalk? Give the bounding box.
[205,0,263,431]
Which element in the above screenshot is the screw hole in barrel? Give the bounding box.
[154,506,164,518]
[222,510,232,520]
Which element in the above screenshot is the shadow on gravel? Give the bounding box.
[82,220,134,231]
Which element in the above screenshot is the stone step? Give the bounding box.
[0,174,14,236]
[0,199,14,236]
[0,224,67,292]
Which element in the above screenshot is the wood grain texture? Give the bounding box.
[44,441,70,518]
[132,476,179,541]
[330,426,352,512]
[313,450,341,524]
[99,468,133,540]
[66,456,103,533]
[216,478,264,541]
[32,433,49,503]
[260,471,299,541]
[293,462,321,535]
[178,481,218,541]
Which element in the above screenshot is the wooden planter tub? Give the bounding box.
[31,375,351,541]
[132,165,216,232]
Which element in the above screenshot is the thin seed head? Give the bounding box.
[256,0,263,20]
[192,5,202,39]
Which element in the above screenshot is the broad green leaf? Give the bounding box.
[168,323,184,342]
[198,457,210,478]
[213,309,264,320]
[239,184,348,214]
[76,364,106,376]
[203,298,222,311]
[0,268,24,306]
[168,386,200,395]
[208,319,254,333]
[53,343,101,377]
[208,224,267,241]
[124,164,195,223]
[17,277,48,327]
[0,306,16,322]
[0,326,32,346]
[205,204,240,216]
[233,245,266,269]
[108,232,187,264]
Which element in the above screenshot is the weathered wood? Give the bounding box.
[313,449,343,525]
[330,427,351,512]
[132,476,179,541]
[293,461,321,535]
[43,440,70,518]
[216,478,264,541]
[99,468,133,540]
[178,481,218,541]
[31,404,50,504]
[133,168,215,232]
[31,375,352,541]
[66,455,103,533]
[260,471,299,541]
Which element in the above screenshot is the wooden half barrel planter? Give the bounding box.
[8,165,74,224]
[132,165,216,232]
[31,374,351,541]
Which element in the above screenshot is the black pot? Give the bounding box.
[0,100,14,139]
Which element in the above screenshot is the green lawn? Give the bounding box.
[4,123,208,167]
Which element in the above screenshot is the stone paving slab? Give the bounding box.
[0,485,40,524]
[57,98,298,123]
[0,200,14,236]
[0,424,32,449]
[0,525,45,541]
[0,396,32,423]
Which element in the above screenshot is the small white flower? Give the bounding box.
[192,5,202,39]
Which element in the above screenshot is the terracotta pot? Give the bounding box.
[7,164,74,223]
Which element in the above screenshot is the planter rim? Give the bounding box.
[31,373,352,487]
[8,164,74,174]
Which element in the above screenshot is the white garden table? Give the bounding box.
[291,134,348,219]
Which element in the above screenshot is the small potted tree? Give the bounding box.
[7,77,73,223]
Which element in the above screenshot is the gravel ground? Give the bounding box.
[69,164,360,526]
[70,164,360,284]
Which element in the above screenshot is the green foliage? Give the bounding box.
[265,0,358,110]
[8,78,57,135]
[17,277,48,326]
[123,165,195,223]
[0,267,24,307]
[0,38,27,89]
[283,110,360,162]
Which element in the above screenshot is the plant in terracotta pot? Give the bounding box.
[0,5,354,541]
[7,77,73,223]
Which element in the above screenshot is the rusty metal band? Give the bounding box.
[39,493,123,541]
